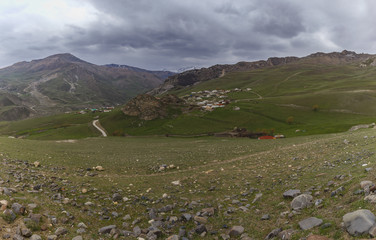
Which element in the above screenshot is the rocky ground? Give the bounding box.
[1,129,376,239]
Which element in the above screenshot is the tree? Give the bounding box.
[286,116,294,125]
[312,104,319,112]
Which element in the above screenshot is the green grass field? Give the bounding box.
[1,63,376,140]
[0,129,375,238]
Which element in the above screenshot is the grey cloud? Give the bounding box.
[1,0,376,70]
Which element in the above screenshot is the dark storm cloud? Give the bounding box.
[0,0,376,70]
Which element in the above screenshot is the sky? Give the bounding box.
[0,0,376,71]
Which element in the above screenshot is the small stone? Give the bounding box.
[365,194,376,203]
[30,214,42,223]
[95,166,104,171]
[265,228,282,239]
[12,234,23,240]
[77,222,87,229]
[360,180,373,189]
[166,235,179,240]
[252,193,262,203]
[298,217,323,230]
[277,229,295,240]
[2,209,16,222]
[12,203,25,215]
[283,189,301,198]
[320,223,331,229]
[21,228,32,237]
[229,226,244,237]
[171,180,180,186]
[30,235,42,240]
[112,193,122,202]
[182,213,192,221]
[0,199,8,211]
[47,235,57,240]
[98,225,116,234]
[55,227,68,236]
[195,224,207,234]
[72,237,83,240]
[193,216,207,224]
[261,214,270,220]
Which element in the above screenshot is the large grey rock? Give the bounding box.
[298,217,323,230]
[343,209,376,236]
[283,189,301,198]
[291,194,313,210]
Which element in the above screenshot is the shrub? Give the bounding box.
[286,116,294,125]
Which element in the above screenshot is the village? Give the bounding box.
[76,106,115,114]
[182,87,253,111]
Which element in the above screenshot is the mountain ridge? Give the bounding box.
[0,53,175,120]
[150,50,374,95]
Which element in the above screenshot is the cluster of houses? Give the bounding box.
[183,88,252,111]
[77,106,114,114]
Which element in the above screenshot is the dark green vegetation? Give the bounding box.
[0,129,375,238]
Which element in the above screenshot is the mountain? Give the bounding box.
[104,64,175,80]
[0,53,172,120]
[150,50,371,95]
[102,50,376,137]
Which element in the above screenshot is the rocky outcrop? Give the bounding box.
[122,94,185,121]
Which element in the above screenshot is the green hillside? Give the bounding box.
[2,60,376,140]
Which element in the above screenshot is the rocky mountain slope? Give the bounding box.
[0,54,173,120]
[150,50,373,95]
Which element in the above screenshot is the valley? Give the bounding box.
[1,51,376,239]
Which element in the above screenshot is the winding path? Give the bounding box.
[92,120,107,137]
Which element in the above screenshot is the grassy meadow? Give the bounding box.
[0,129,375,238]
[1,62,376,140]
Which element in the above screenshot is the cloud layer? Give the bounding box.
[0,0,376,70]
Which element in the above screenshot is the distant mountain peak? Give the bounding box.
[44,53,85,63]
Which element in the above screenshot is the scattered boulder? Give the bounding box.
[55,227,68,236]
[229,226,244,237]
[30,235,42,240]
[360,180,374,189]
[343,209,376,236]
[98,225,116,234]
[298,217,323,230]
[291,194,313,210]
[265,228,282,239]
[364,194,376,203]
[283,189,301,198]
